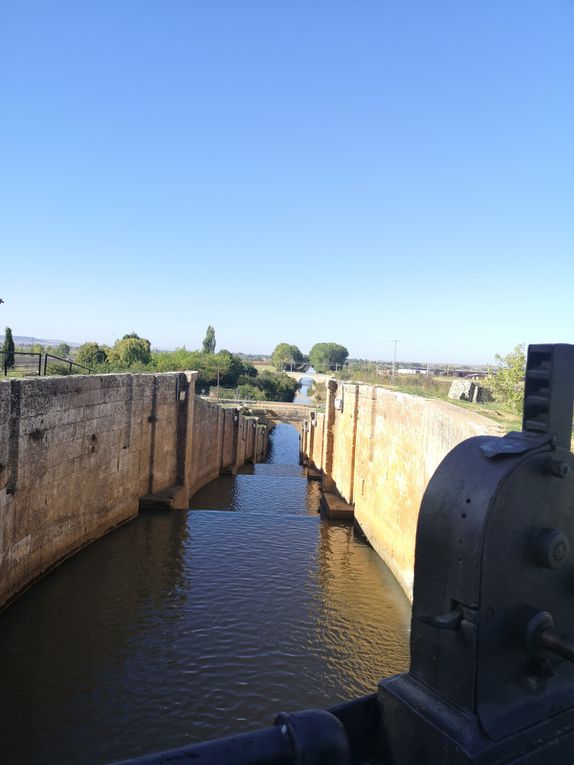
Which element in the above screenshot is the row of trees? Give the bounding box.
[72,327,300,401]
[75,333,257,390]
[267,338,529,415]
[4,321,531,414]
[271,341,349,373]
[77,334,152,367]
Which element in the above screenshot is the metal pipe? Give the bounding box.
[539,628,574,664]
[108,709,351,765]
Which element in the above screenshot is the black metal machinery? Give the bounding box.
[110,343,574,765]
[381,343,574,762]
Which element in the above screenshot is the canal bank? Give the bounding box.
[0,423,410,765]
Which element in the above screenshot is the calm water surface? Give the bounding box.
[292,374,315,405]
[0,424,410,764]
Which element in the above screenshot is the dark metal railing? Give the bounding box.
[0,351,93,377]
[109,695,381,765]
[1,350,42,376]
[43,353,93,376]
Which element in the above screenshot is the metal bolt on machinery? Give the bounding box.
[111,344,574,765]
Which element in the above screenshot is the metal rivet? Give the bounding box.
[532,528,570,569]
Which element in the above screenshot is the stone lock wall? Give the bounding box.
[311,412,325,469]
[301,381,500,599]
[0,373,268,609]
[189,396,226,495]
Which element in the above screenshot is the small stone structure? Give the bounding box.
[448,378,492,403]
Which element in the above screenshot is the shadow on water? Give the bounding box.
[0,423,410,764]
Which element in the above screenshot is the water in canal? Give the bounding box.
[0,423,410,764]
[292,373,315,404]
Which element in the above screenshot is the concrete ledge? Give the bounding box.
[307,466,323,481]
[139,484,185,512]
[321,491,354,521]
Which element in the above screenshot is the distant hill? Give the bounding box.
[0,335,80,348]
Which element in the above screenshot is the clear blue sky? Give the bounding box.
[1,1,572,363]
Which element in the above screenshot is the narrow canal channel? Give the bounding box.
[0,418,411,765]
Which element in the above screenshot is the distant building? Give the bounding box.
[397,367,429,375]
[450,369,488,379]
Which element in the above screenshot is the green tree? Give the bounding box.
[309,342,349,372]
[56,342,71,357]
[76,342,108,367]
[2,326,15,369]
[152,347,197,372]
[486,343,526,414]
[237,370,299,402]
[152,347,251,390]
[202,325,216,354]
[196,349,243,388]
[237,383,266,401]
[108,336,152,367]
[271,342,303,371]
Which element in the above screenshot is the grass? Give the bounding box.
[444,399,522,431]
[253,362,275,372]
[376,380,521,431]
[1,370,42,379]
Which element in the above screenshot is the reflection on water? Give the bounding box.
[293,366,316,405]
[293,377,314,405]
[0,424,410,764]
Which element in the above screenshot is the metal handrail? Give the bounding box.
[43,353,93,375]
[1,350,42,376]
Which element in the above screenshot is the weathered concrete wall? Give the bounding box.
[221,409,237,470]
[235,417,247,467]
[0,373,268,609]
[302,381,500,600]
[330,384,360,502]
[311,412,325,468]
[189,397,224,496]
